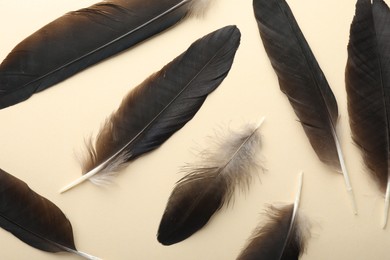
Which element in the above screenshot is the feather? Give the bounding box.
[0,0,214,109]
[59,25,241,193]
[0,168,99,259]
[253,0,357,214]
[346,0,390,227]
[157,118,265,245]
[237,172,311,260]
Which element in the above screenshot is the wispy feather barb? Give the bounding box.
[59,25,241,193]
[157,118,264,245]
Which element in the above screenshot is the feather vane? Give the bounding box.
[59,25,241,193]
[253,0,357,214]
[0,0,213,109]
[157,118,264,245]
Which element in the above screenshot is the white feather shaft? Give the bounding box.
[332,127,358,215]
[278,171,303,259]
[221,117,265,171]
[292,171,303,219]
[382,173,390,228]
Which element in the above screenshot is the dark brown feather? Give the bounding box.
[237,205,309,260]
[59,25,241,192]
[253,0,357,213]
[253,0,339,170]
[346,0,390,193]
[157,122,262,245]
[0,0,210,109]
[0,168,97,258]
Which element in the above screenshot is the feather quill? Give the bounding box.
[0,168,99,259]
[237,172,311,260]
[253,0,357,214]
[0,0,214,109]
[59,25,241,193]
[346,0,390,227]
[157,118,264,245]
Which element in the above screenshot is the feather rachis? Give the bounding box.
[157,119,264,245]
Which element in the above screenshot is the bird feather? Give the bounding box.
[346,0,390,227]
[157,118,264,245]
[0,168,99,259]
[237,172,311,260]
[253,0,357,214]
[59,25,241,193]
[0,0,214,109]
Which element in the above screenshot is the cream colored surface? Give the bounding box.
[0,0,388,259]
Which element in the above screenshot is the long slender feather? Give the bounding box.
[237,172,311,260]
[59,25,241,193]
[253,0,357,214]
[0,168,99,259]
[157,118,264,245]
[0,0,213,109]
[346,0,390,227]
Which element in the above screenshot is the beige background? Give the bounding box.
[0,0,389,259]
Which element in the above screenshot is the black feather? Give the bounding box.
[346,0,390,226]
[0,168,98,259]
[237,205,309,260]
[253,0,357,213]
[0,0,211,109]
[346,0,390,193]
[59,25,241,192]
[157,121,263,245]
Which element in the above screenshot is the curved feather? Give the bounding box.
[237,172,310,260]
[346,0,390,227]
[0,0,213,109]
[0,168,99,259]
[253,0,357,213]
[157,120,264,245]
[59,25,241,193]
